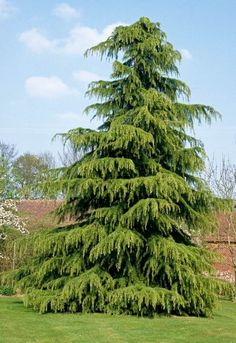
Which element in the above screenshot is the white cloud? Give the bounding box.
[73,70,101,83]
[61,22,126,55]
[19,21,127,55]
[53,3,79,20]
[19,29,55,53]
[180,48,192,60]
[0,0,15,18]
[25,76,79,98]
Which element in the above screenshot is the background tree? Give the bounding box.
[12,152,55,199]
[204,157,236,288]
[204,157,236,199]
[0,141,17,199]
[13,18,232,316]
[58,140,83,167]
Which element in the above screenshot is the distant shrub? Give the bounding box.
[0,286,15,296]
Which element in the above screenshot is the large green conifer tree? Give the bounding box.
[15,18,229,316]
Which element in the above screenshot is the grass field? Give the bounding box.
[1,297,236,343]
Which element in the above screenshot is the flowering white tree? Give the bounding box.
[0,200,28,263]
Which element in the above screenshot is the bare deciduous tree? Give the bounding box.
[58,141,83,167]
[204,157,236,287]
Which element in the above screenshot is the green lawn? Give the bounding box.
[1,297,236,343]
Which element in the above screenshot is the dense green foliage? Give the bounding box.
[13,17,232,316]
[1,298,236,343]
[0,285,15,295]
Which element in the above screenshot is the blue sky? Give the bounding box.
[0,0,236,162]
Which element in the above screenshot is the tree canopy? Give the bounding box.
[13,17,232,316]
[0,142,17,199]
[12,152,55,199]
